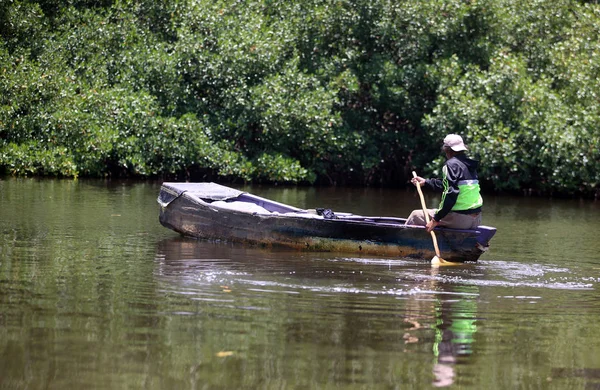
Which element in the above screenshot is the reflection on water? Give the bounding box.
[156,237,600,388]
[429,270,478,387]
[155,237,484,388]
[0,178,599,389]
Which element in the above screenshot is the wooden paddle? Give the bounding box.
[412,171,447,266]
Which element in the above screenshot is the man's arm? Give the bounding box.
[433,164,460,221]
[425,178,444,192]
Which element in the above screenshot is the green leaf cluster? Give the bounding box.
[1,0,599,195]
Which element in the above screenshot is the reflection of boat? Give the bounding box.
[157,182,496,262]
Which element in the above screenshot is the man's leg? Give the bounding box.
[439,212,482,230]
[405,209,436,226]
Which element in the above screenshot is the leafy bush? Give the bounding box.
[0,0,599,196]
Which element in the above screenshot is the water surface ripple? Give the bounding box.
[0,179,598,389]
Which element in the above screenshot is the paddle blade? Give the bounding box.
[431,256,459,267]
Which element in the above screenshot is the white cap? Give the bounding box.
[443,134,468,152]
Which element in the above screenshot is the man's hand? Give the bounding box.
[426,219,439,233]
[411,176,426,187]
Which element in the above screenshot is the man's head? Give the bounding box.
[442,134,468,153]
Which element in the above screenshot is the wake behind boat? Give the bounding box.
[157,182,496,262]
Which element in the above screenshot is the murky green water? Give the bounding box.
[1,178,599,389]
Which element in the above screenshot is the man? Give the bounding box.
[406,134,483,232]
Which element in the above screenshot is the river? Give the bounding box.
[0,178,599,389]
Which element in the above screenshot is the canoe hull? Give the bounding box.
[158,183,496,262]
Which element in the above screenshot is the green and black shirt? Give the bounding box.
[425,154,483,222]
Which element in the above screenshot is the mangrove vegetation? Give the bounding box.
[1,0,599,196]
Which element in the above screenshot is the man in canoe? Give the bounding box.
[406,134,483,232]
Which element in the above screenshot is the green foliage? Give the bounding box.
[423,2,600,195]
[1,0,599,196]
[0,141,78,176]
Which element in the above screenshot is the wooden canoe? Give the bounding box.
[158,182,496,262]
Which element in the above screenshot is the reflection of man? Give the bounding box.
[432,284,478,387]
